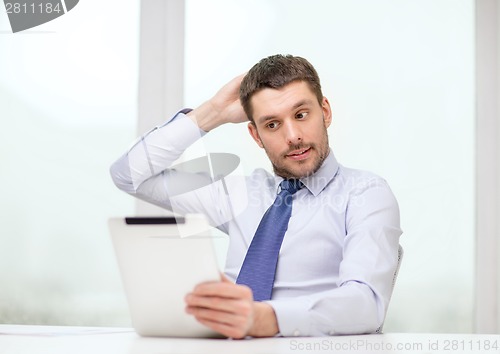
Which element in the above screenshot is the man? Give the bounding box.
[110,54,402,338]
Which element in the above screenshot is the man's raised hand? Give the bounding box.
[187,74,248,131]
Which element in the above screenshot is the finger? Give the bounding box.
[186,294,252,315]
[196,317,247,339]
[186,305,249,326]
[193,282,253,300]
[189,309,251,339]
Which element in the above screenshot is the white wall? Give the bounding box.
[475,0,500,334]
[498,0,500,333]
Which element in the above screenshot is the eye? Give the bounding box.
[296,112,308,119]
[266,121,280,130]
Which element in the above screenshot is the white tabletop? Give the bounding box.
[1,325,499,354]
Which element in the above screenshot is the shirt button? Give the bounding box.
[293,330,300,336]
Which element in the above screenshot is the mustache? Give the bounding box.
[284,144,313,156]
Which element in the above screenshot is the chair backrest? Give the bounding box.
[375,244,404,333]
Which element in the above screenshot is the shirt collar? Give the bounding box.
[274,149,339,196]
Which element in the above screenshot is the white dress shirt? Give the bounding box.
[110,110,403,337]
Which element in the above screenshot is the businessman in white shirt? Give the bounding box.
[110,54,402,339]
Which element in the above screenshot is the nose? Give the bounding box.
[283,120,302,145]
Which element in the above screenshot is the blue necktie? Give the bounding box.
[236,179,303,301]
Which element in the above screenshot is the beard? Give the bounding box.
[263,127,330,179]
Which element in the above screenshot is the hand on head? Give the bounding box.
[187,74,248,132]
[210,74,249,125]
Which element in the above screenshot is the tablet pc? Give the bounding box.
[108,214,222,337]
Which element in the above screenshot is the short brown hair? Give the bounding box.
[240,54,323,122]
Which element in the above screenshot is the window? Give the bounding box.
[184,0,475,332]
[0,0,139,325]
[0,0,477,331]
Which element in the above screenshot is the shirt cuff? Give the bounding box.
[266,297,314,337]
[159,108,194,126]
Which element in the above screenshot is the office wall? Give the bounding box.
[475,0,500,333]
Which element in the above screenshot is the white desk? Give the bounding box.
[1,325,499,354]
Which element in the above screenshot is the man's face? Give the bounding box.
[247,81,332,179]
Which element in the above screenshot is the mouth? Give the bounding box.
[285,147,311,161]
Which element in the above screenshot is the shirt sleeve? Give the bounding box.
[267,178,402,336]
[109,110,237,229]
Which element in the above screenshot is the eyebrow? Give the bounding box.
[256,99,314,124]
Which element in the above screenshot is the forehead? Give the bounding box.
[250,81,317,117]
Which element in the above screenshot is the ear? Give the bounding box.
[248,122,264,148]
[322,97,332,129]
